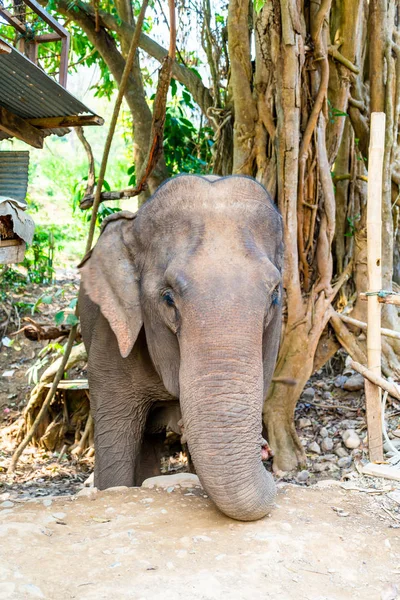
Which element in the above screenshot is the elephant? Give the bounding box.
[78,174,283,521]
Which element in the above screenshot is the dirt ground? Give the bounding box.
[0,477,399,600]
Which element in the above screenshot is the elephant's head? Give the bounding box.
[80,175,283,521]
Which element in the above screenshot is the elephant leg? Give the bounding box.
[87,315,175,490]
[92,392,150,489]
[136,432,164,485]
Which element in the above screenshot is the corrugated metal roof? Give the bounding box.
[0,40,96,120]
[0,151,29,204]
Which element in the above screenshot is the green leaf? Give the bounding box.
[254,0,266,13]
[332,108,349,117]
[171,79,177,97]
[32,297,43,314]
[69,298,78,309]
[179,117,193,128]
[188,67,202,80]
[41,295,53,304]
[182,91,192,105]
[65,314,79,326]
[55,311,65,326]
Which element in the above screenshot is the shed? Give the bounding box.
[0,0,103,264]
[0,150,32,263]
[0,39,103,148]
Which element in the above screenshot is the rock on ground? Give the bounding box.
[308,441,321,455]
[342,429,361,449]
[142,473,202,490]
[343,374,365,392]
[321,438,334,452]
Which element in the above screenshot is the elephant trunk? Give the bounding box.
[179,327,276,521]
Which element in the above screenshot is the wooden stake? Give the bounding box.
[366,112,385,463]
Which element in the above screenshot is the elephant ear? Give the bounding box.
[78,211,141,359]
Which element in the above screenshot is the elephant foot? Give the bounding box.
[261,438,274,461]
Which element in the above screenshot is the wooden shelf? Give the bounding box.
[0,239,22,247]
[0,240,26,264]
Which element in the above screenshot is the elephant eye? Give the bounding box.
[162,290,175,307]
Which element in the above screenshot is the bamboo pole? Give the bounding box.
[366,112,385,462]
[337,312,400,341]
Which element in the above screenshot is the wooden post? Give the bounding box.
[366,112,385,462]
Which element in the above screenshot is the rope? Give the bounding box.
[364,290,400,297]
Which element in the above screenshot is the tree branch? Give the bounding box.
[91,4,214,117]
[328,45,359,74]
[75,126,95,196]
[40,0,169,191]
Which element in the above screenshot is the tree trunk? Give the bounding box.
[228,0,257,174]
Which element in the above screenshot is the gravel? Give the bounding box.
[334,375,348,388]
[302,388,316,401]
[334,445,349,458]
